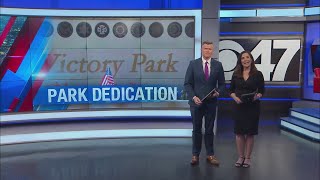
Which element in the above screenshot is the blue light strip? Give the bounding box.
[257,8,304,17]
[225,84,301,88]
[220,32,303,35]
[221,4,305,9]
[264,85,301,88]
[0,0,202,10]
[219,98,300,101]
[261,98,300,101]
[305,7,320,15]
[220,10,256,18]
[220,18,232,22]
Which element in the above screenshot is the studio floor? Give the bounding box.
[1,120,319,180]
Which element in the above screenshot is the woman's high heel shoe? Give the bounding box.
[242,158,251,168]
[234,157,245,167]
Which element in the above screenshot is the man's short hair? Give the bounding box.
[202,41,213,46]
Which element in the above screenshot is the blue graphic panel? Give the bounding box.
[16,18,51,81]
[309,0,320,6]
[0,71,26,112]
[1,0,202,10]
[34,85,181,105]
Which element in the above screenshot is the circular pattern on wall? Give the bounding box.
[76,22,92,38]
[185,22,195,38]
[131,22,145,38]
[95,22,109,38]
[57,21,73,38]
[113,22,128,38]
[149,22,163,38]
[167,22,182,38]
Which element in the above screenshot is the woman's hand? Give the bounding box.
[254,93,262,101]
[211,90,219,98]
[230,93,242,104]
[233,97,242,104]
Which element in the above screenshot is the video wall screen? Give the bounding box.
[219,38,302,82]
[0,16,195,112]
[1,15,304,113]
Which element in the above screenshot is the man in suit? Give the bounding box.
[184,41,225,166]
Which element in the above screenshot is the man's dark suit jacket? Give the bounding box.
[184,58,225,106]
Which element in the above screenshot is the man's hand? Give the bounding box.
[193,96,202,105]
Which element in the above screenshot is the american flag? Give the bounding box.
[101,66,115,85]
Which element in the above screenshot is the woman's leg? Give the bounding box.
[243,135,254,167]
[235,134,245,166]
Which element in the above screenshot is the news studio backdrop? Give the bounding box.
[1,1,319,119]
[219,0,320,105]
[0,10,202,113]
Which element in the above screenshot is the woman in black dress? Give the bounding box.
[229,51,265,168]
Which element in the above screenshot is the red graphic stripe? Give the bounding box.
[0,17,44,80]
[8,97,20,112]
[0,16,16,46]
[19,54,56,111]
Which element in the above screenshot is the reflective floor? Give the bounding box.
[1,120,319,180]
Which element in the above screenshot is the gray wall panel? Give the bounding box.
[202,0,220,19]
[202,0,220,59]
[202,19,220,59]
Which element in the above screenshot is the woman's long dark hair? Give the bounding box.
[233,50,258,78]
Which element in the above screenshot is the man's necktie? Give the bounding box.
[204,61,209,80]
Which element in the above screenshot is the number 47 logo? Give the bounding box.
[219,39,301,81]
